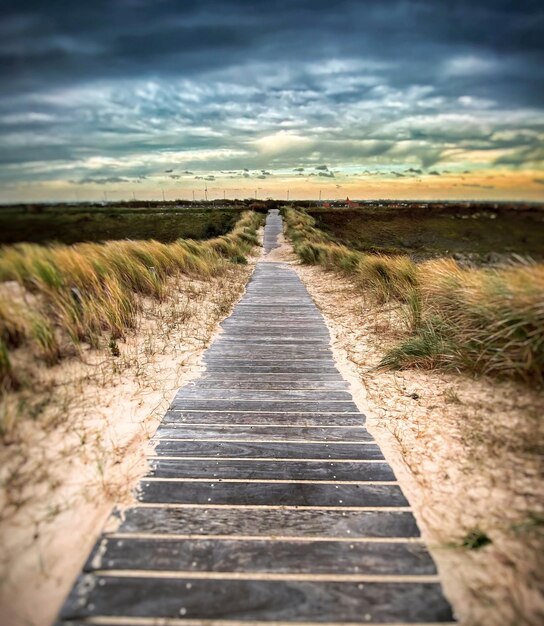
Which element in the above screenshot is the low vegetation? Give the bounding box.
[0,206,245,245]
[284,208,544,386]
[307,204,544,261]
[0,210,263,395]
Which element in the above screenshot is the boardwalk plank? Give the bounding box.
[174,390,353,401]
[154,425,373,442]
[187,380,350,390]
[60,576,454,622]
[147,459,395,481]
[137,481,407,507]
[115,507,422,538]
[161,410,366,426]
[87,537,437,575]
[151,441,384,459]
[169,400,361,413]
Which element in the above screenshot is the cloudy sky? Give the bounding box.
[1,0,543,202]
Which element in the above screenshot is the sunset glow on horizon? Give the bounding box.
[1,1,543,203]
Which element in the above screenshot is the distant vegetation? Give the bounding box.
[307,204,544,262]
[0,211,263,390]
[284,208,544,386]
[0,206,247,245]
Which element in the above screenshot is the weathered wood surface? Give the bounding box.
[147,459,396,480]
[161,410,366,426]
[137,481,408,507]
[117,507,422,538]
[150,440,385,459]
[57,210,455,624]
[154,425,374,441]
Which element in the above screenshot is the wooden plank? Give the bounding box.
[60,576,454,622]
[154,426,373,442]
[161,411,366,426]
[203,360,339,367]
[115,507,421,538]
[168,401,361,413]
[207,343,331,349]
[209,337,330,343]
[204,355,335,362]
[196,373,346,382]
[151,441,383,460]
[206,346,334,364]
[147,459,394,481]
[186,380,350,390]
[137,481,407,507]
[220,321,329,329]
[202,365,341,374]
[86,537,437,576]
[174,390,353,402]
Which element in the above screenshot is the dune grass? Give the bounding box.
[0,210,263,387]
[284,208,544,386]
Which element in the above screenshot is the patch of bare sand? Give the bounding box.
[0,262,255,626]
[270,237,543,625]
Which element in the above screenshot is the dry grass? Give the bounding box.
[0,213,266,625]
[0,211,263,395]
[294,261,544,626]
[284,208,544,386]
[0,260,256,626]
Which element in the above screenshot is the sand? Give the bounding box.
[2,228,542,626]
[270,234,544,626]
[0,260,256,626]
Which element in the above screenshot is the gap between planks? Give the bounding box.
[167,410,363,415]
[142,478,398,485]
[91,570,442,583]
[156,424,365,429]
[128,504,413,511]
[145,456,382,462]
[105,533,424,544]
[77,618,455,626]
[151,439,375,445]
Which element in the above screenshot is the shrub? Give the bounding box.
[0,210,264,382]
[284,207,544,385]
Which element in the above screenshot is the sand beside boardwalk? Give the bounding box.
[284,248,544,626]
[2,226,542,626]
[0,258,256,626]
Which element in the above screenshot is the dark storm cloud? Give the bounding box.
[78,176,131,185]
[0,0,543,190]
[1,2,542,90]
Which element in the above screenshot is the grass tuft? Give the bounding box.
[0,210,264,384]
[460,529,492,550]
[283,207,544,385]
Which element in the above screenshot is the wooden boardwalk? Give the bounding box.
[58,210,455,625]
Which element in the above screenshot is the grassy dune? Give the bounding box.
[284,208,544,386]
[0,211,263,390]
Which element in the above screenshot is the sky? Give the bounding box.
[1,0,543,202]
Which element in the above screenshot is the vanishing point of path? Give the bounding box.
[58,210,455,625]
